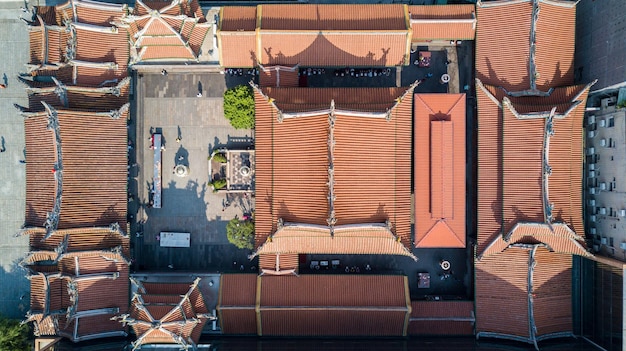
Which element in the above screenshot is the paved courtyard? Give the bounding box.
[0,1,31,319]
[131,71,257,272]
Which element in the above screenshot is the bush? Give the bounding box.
[226,217,255,250]
[212,153,227,163]
[223,85,255,129]
[0,315,29,351]
[211,178,227,191]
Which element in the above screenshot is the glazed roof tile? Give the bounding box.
[476,0,576,91]
[27,251,129,341]
[254,86,414,250]
[408,300,474,336]
[21,226,130,257]
[24,107,128,231]
[258,253,299,274]
[414,94,466,248]
[217,274,258,334]
[475,78,590,251]
[218,4,411,67]
[480,222,590,259]
[476,246,574,343]
[259,4,407,30]
[123,0,209,62]
[258,275,410,336]
[502,103,545,233]
[121,278,209,349]
[255,224,415,259]
[219,6,256,31]
[409,5,476,41]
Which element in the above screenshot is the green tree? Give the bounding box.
[223,85,255,129]
[226,217,254,250]
[0,315,30,351]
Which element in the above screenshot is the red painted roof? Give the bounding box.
[414,94,466,248]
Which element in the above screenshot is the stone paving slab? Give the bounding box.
[0,4,30,319]
[132,71,256,271]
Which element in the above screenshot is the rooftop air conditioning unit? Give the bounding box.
[589,164,596,171]
[621,242,626,250]
[587,147,595,155]
[588,199,596,206]
[599,207,607,215]
[588,130,596,138]
[589,170,596,178]
[600,182,607,191]
[590,228,597,235]
[601,237,608,245]
[621,209,626,217]
[599,119,606,127]
[588,115,596,125]
[590,215,597,222]
[601,138,607,147]
[589,187,598,195]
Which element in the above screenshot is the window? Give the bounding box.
[608,116,615,127]
[610,237,614,247]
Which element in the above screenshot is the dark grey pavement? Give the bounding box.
[131,71,257,272]
[575,0,626,90]
[0,2,31,319]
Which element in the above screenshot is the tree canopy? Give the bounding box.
[223,85,255,129]
[226,217,255,250]
[0,315,30,351]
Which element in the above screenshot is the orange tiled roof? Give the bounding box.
[258,275,410,336]
[123,0,209,62]
[480,222,591,259]
[260,4,407,30]
[217,274,411,336]
[21,226,130,257]
[475,78,591,251]
[501,101,545,233]
[476,246,574,344]
[24,107,128,232]
[408,300,474,336]
[73,0,127,26]
[26,251,129,342]
[217,274,258,334]
[254,85,415,251]
[118,278,210,349]
[218,4,411,67]
[409,5,476,41]
[414,94,466,248]
[254,223,416,259]
[476,0,576,92]
[25,77,131,112]
[259,66,300,88]
[220,6,256,31]
[258,253,299,275]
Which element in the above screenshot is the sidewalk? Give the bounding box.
[0,3,31,319]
